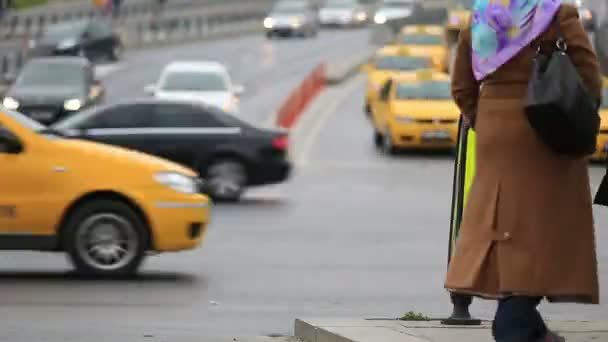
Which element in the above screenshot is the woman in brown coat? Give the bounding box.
[445,0,602,341]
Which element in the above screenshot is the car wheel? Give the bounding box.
[63,200,148,277]
[109,42,124,62]
[374,130,383,148]
[205,159,247,202]
[382,132,396,155]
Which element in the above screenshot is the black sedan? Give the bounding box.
[52,99,292,201]
[2,57,105,124]
[28,19,124,62]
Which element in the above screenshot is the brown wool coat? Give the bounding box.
[445,4,602,304]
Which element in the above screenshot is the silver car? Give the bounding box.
[318,0,377,27]
[264,0,320,39]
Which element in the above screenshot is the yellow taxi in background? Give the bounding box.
[592,80,608,161]
[369,69,460,154]
[445,0,472,48]
[0,109,211,276]
[394,25,449,72]
[362,46,434,116]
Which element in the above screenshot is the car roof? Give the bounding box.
[25,56,91,67]
[101,98,220,111]
[392,69,450,83]
[401,25,444,35]
[163,61,228,73]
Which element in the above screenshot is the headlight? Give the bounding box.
[374,13,387,24]
[64,98,82,111]
[155,172,198,194]
[263,17,274,29]
[356,12,367,21]
[223,96,239,112]
[396,116,415,124]
[2,97,19,110]
[57,38,77,50]
[290,17,302,27]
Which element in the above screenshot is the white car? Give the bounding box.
[373,0,417,25]
[145,61,244,115]
[319,0,372,27]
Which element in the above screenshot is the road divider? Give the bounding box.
[275,64,326,129]
[325,48,376,85]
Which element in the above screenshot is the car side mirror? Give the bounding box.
[0,127,23,154]
[233,85,245,96]
[144,84,156,95]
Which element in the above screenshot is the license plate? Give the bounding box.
[30,111,54,120]
[422,130,450,140]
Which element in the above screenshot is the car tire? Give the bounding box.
[205,159,247,202]
[63,199,148,277]
[374,130,383,148]
[109,42,124,62]
[382,132,396,155]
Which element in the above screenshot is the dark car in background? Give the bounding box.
[263,0,320,38]
[2,57,105,124]
[52,99,292,201]
[28,19,124,62]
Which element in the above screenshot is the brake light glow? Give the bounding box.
[272,136,289,150]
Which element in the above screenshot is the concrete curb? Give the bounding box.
[325,48,375,85]
[295,318,608,342]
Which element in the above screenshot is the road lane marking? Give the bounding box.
[296,78,362,166]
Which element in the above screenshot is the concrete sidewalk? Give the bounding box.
[295,319,608,342]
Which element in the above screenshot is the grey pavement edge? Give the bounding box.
[294,318,608,342]
[324,48,375,85]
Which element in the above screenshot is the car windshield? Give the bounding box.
[395,81,451,100]
[160,71,227,92]
[383,0,414,8]
[2,109,47,132]
[450,0,473,10]
[16,62,85,88]
[602,89,608,108]
[374,56,431,71]
[273,1,308,13]
[52,106,100,129]
[399,34,442,45]
[43,22,86,40]
[325,0,356,8]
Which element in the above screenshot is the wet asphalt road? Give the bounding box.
[2,28,608,341]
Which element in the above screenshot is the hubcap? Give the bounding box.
[208,162,245,198]
[75,213,138,271]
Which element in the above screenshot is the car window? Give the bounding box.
[151,104,225,128]
[159,71,228,92]
[326,0,356,7]
[395,81,451,100]
[43,22,87,40]
[87,104,153,128]
[2,110,46,132]
[88,21,111,39]
[374,55,432,71]
[273,0,309,13]
[16,62,85,88]
[399,34,442,45]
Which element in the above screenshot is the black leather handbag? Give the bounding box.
[525,34,600,156]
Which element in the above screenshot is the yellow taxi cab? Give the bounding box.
[592,79,608,161]
[362,46,434,116]
[394,25,449,72]
[445,0,472,47]
[369,69,460,154]
[0,109,211,276]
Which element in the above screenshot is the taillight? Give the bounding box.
[272,135,289,150]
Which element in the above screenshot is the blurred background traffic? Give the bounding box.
[1,0,608,339]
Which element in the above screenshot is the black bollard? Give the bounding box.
[441,118,482,327]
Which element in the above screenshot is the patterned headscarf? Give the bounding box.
[471,0,561,80]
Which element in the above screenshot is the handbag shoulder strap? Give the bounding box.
[532,5,567,56]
